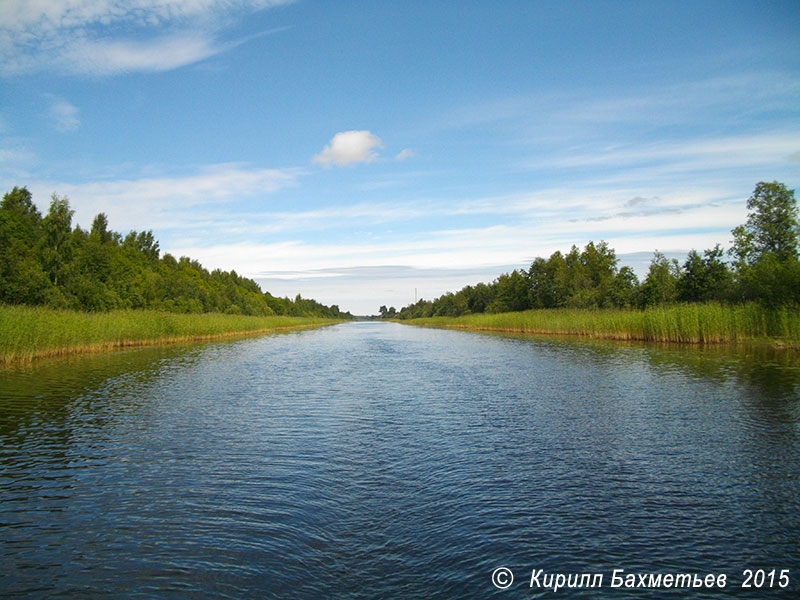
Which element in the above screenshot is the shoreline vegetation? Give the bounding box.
[0,305,342,365]
[383,182,800,350]
[400,303,800,347]
[1,185,352,365]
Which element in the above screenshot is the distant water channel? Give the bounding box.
[2,322,799,598]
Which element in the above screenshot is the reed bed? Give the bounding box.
[405,303,800,345]
[0,305,340,364]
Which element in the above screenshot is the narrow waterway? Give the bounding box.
[1,322,798,598]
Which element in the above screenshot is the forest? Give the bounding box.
[0,186,351,320]
[381,182,800,320]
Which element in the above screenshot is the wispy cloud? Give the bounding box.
[165,183,744,271]
[0,141,35,179]
[395,148,415,161]
[439,73,800,153]
[26,163,303,230]
[120,179,742,250]
[313,130,383,167]
[528,132,800,173]
[0,0,283,28]
[45,96,80,132]
[0,0,292,76]
[624,196,653,208]
[168,218,730,289]
[63,34,225,76]
[0,147,34,165]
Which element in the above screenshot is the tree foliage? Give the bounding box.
[729,182,800,306]
[731,181,799,264]
[0,187,351,319]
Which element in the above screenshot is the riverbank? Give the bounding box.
[401,303,800,346]
[0,305,343,364]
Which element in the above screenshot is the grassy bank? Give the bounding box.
[402,303,800,345]
[0,305,342,364]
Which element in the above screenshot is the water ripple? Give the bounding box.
[1,323,799,598]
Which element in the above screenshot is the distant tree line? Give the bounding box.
[383,182,800,319]
[0,187,351,319]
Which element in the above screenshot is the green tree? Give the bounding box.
[639,251,680,306]
[527,251,572,308]
[730,182,799,305]
[464,282,493,313]
[41,194,74,288]
[738,253,800,306]
[123,230,160,261]
[0,187,50,304]
[576,240,618,307]
[678,245,732,303]
[731,181,798,265]
[1,186,41,223]
[2,187,350,318]
[609,266,639,307]
[527,257,555,308]
[90,213,113,244]
[487,270,529,313]
[678,250,708,303]
[527,242,621,308]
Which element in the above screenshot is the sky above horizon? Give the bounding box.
[2,0,799,314]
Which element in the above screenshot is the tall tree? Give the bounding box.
[639,251,680,306]
[730,182,799,305]
[609,266,639,307]
[90,213,113,244]
[680,247,735,303]
[488,270,529,313]
[0,187,49,304]
[731,181,799,265]
[577,240,618,307]
[41,194,74,287]
[1,186,41,223]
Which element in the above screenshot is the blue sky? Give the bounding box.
[1,0,799,314]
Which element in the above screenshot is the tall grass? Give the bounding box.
[404,303,800,344]
[0,305,341,364]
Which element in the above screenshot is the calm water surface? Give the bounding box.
[1,322,799,598]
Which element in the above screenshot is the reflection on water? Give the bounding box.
[1,323,799,598]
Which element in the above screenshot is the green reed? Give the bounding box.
[405,303,800,344]
[0,305,340,364]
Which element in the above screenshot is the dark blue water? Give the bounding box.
[1,322,799,598]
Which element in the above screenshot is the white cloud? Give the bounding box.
[25,163,303,231]
[0,139,36,179]
[530,132,800,173]
[395,148,415,161]
[0,0,292,76]
[313,130,383,167]
[0,148,34,164]
[439,73,800,159]
[63,33,223,76]
[45,96,80,132]
[0,0,290,31]
[168,197,740,277]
